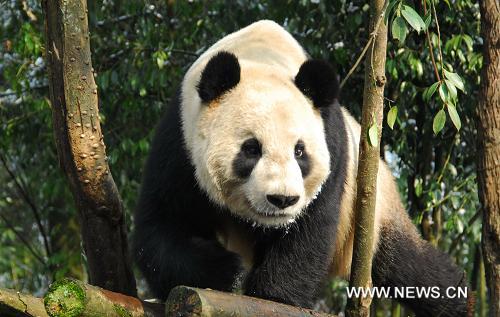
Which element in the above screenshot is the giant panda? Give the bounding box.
[132,20,468,316]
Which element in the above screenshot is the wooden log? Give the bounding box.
[43,278,164,317]
[165,286,337,317]
[0,288,49,317]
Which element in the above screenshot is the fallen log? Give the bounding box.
[0,288,49,317]
[43,278,164,317]
[3,281,337,317]
[165,286,337,317]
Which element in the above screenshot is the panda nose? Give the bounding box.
[266,194,300,209]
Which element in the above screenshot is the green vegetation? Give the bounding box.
[43,279,86,317]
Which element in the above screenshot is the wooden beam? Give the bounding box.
[165,286,337,317]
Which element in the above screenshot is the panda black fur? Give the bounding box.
[132,20,468,316]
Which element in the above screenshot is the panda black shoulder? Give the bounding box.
[133,90,219,230]
[309,100,349,219]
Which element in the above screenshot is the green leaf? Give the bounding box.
[423,81,440,102]
[456,218,464,233]
[385,0,399,24]
[110,71,118,84]
[451,194,460,209]
[445,79,457,100]
[438,83,449,103]
[153,51,168,70]
[462,34,473,51]
[424,12,432,30]
[414,178,423,197]
[139,87,147,97]
[392,16,407,44]
[448,163,458,176]
[368,122,378,147]
[414,59,423,77]
[156,56,164,69]
[433,109,446,134]
[443,69,465,91]
[447,104,461,131]
[387,106,398,130]
[401,5,426,33]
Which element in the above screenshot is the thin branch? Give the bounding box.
[423,0,441,81]
[96,14,139,27]
[339,1,388,89]
[168,48,200,57]
[422,176,474,213]
[5,110,43,126]
[449,208,481,253]
[340,38,373,90]
[430,0,445,78]
[0,85,48,98]
[0,213,46,266]
[436,132,457,184]
[0,154,52,258]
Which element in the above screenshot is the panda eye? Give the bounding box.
[241,138,261,158]
[294,141,305,158]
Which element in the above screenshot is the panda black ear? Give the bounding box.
[295,59,339,108]
[197,51,241,103]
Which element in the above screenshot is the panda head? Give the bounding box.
[183,51,338,227]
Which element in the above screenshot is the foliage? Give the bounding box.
[0,0,484,314]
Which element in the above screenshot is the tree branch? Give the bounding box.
[449,208,481,254]
[0,288,48,317]
[430,0,445,79]
[422,0,441,82]
[0,154,52,259]
[0,85,48,98]
[0,213,47,266]
[339,2,388,90]
[165,286,337,317]
[43,279,163,317]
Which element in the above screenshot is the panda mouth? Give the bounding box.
[255,210,290,217]
[251,207,296,222]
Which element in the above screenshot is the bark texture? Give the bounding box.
[477,0,500,315]
[42,0,136,295]
[345,0,388,316]
[165,286,336,317]
[0,288,49,317]
[43,279,163,317]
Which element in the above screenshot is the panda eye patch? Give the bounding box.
[241,138,261,158]
[294,141,305,158]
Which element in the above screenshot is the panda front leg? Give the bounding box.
[133,219,243,300]
[243,213,336,309]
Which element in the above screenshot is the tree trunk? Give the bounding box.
[345,0,388,316]
[42,0,136,295]
[477,0,500,316]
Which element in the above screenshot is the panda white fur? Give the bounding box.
[133,20,468,316]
